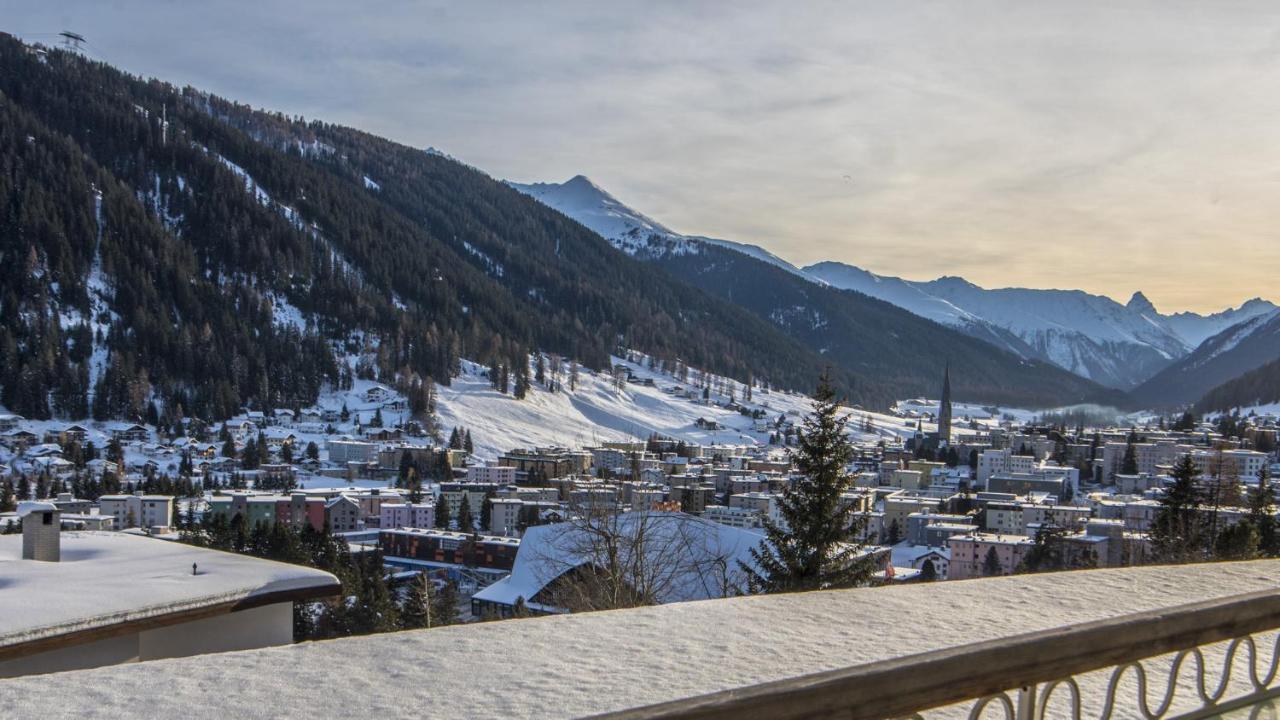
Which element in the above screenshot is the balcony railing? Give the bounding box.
[596,587,1280,720]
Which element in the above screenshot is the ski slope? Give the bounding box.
[433,356,920,460]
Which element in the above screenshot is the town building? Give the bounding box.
[0,528,337,678]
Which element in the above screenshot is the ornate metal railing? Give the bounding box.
[594,589,1280,720]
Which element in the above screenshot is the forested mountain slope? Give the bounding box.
[1131,310,1280,409]
[1195,357,1280,413]
[0,36,851,419]
[0,35,1118,421]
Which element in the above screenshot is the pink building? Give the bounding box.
[467,465,517,484]
[379,502,435,530]
[947,533,1034,579]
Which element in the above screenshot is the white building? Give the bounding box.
[703,504,763,529]
[97,495,174,531]
[0,531,338,678]
[327,440,377,465]
[467,464,517,484]
[488,498,524,536]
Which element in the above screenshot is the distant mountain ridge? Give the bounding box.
[510,176,1122,409]
[806,263,1276,390]
[511,175,1276,394]
[1133,308,1280,409]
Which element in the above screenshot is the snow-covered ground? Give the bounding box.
[3,560,1275,720]
[434,355,920,461]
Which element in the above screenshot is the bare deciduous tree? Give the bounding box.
[529,499,752,613]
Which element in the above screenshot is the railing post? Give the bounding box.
[1015,684,1035,720]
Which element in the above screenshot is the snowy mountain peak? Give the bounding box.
[1127,291,1157,314]
[506,176,674,250]
[508,175,818,280]
[563,174,604,192]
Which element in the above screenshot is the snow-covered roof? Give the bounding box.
[0,560,1276,719]
[474,511,762,609]
[0,532,338,652]
[15,501,57,518]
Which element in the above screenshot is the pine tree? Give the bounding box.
[1151,455,1207,563]
[885,518,901,545]
[1019,525,1070,573]
[448,427,461,450]
[1246,467,1278,557]
[241,436,261,470]
[434,494,451,529]
[512,596,530,618]
[919,558,937,582]
[982,546,1003,576]
[743,371,873,593]
[406,468,423,505]
[398,450,414,483]
[1214,521,1259,560]
[0,480,15,512]
[456,494,474,532]
[480,490,495,532]
[1120,437,1139,475]
[400,571,432,629]
[431,579,460,626]
[464,430,474,454]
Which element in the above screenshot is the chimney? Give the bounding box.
[19,502,61,562]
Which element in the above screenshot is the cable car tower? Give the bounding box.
[58,31,87,53]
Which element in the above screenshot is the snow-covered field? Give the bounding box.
[434,355,920,460]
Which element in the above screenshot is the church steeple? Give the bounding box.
[938,361,952,444]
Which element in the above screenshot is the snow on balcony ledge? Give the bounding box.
[1,560,1279,719]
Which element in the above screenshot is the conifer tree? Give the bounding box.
[398,450,414,483]
[982,546,1003,577]
[743,371,873,593]
[1213,521,1259,560]
[464,430,474,454]
[1246,467,1278,557]
[406,468,423,505]
[480,490,495,532]
[431,579,460,626]
[456,494,474,532]
[434,494,451,529]
[1151,455,1207,562]
[1120,437,1139,475]
[400,572,432,629]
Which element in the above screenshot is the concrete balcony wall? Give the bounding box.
[1,561,1278,718]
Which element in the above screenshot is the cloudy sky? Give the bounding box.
[9,1,1280,312]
